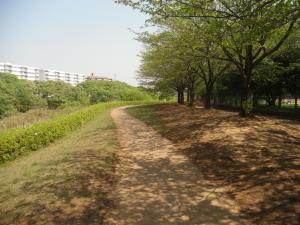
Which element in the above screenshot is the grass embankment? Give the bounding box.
[0,110,118,224]
[127,104,300,225]
[126,104,166,133]
[0,107,80,132]
[0,101,158,163]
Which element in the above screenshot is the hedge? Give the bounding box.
[0,101,158,163]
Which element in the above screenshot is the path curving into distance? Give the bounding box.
[105,107,246,225]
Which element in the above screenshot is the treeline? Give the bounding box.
[118,0,300,116]
[0,72,154,118]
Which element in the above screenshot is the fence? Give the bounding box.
[213,95,299,119]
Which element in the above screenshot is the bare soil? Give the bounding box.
[127,104,300,225]
[106,107,248,225]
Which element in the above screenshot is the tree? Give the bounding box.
[137,30,190,104]
[215,69,242,107]
[117,0,300,116]
[80,80,152,103]
[167,20,230,108]
[0,73,35,117]
[252,60,285,107]
[35,80,76,109]
[272,34,300,109]
[192,39,230,108]
[285,62,300,108]
[137,19,230,107]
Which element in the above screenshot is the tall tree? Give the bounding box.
[117,0,300,116]
[252,60,285,107]
[138,31,189,104]
[137,19,230,107]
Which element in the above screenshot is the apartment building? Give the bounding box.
[86,73,113,81]
[0,62,86,85]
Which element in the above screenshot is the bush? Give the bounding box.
[0,73,156,118]
[0,73,35,117]
[58,101,82,109]
[80,80,155,103]
[0,101,159,163]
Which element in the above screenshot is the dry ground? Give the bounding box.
[127,104,300,225]
[1,104,299,225]
[0,111,118,225]
[106,107,246,225]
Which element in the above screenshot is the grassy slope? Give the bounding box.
[0,110,118,225]
[126,105,167,134]
[0,107,80,132]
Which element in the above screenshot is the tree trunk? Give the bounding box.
[239,45,253,117]
[295,96,298,109]
[204,84,213,109]
[267,98,276,107]
[253,95,258,107]
[278,95,282,108]
[186,82,195,106]
[189,88,195,106]
[179,92,182,104]
[205,93,211,109]
[179,90,185,104]
[240,74,251,117]
[177,90,180,104]
[270,100,276,107]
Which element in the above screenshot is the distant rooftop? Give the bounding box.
[86,73,112,81]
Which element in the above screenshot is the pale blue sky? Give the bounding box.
[0,0,148,85]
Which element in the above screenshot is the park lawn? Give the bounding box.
[0,110,118,225]
[127,104,300,225]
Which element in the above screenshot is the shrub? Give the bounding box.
[80,80,155,103]
[0,101,159,163]
[0,73,35,117]
[242,100,253,115]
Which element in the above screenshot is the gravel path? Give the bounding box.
[105,107,246,225]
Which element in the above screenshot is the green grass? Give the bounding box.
[126,105,167,134]
[0,110,119,225]
[0,101,161,163]
[0,107,80,132]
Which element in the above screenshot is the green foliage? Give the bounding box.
[252,60,285,106]
[0,101,159,163]
[0,73,155,118]
[117,0,300,115]
[0,73,35,118]
[0,108,78,132]
[0,95,17,118]
[80,80,153,103]
[35,80,79,109]
[242,100,253,115]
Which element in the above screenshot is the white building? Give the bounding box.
[0,62,86,85]
[86,73,113,81]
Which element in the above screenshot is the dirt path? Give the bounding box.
[105,107,246,225]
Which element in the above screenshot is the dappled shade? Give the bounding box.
[0,113,118,224]
[128,104,300,225]
[106,107,246,225]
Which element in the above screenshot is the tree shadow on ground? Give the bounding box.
[107,107,248,225]
[0,120,117,225]
[2,149,115,225]
[108,157,245,224]
[136,104,300,225]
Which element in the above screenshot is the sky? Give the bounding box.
[0,0,149,86]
